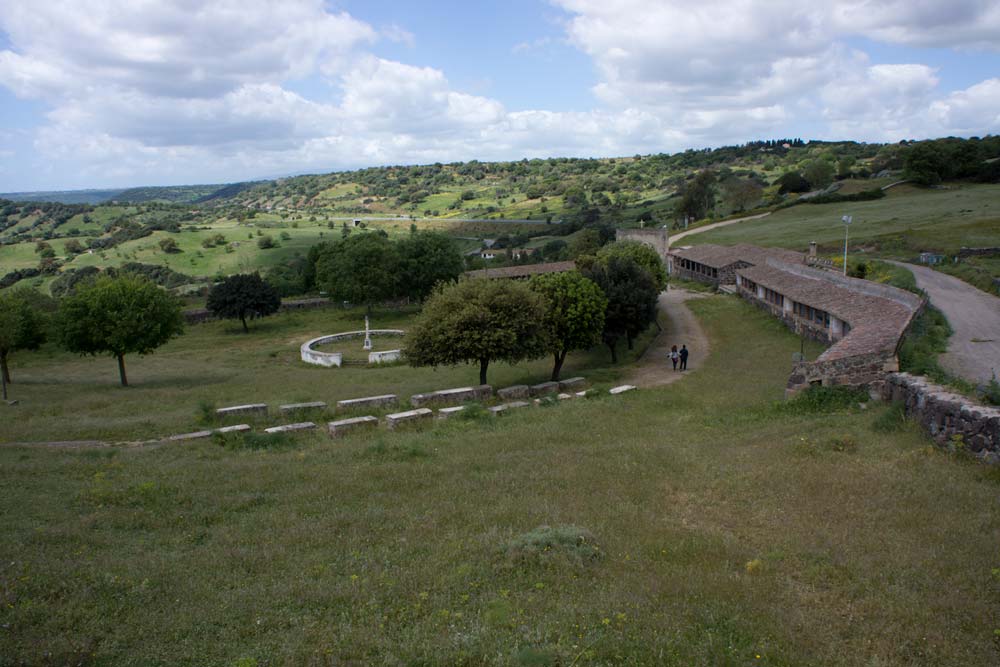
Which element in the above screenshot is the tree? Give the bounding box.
[568,228,603,259]
[257,235,275,249]
[721,176,763,213]
[57,274,184,386]
[395,231,464,301]
[405,278,546,385]
[315,233,400,311]
[675,170,717,221]
[529,272,607,381]
[776,171,810,194]
[158,237,180,253]
[904,142,947,186]
[63,238,85,255]
[581,256,659,362]
[0,288,49,389]
[803,159,835,189]
[596,240,667,291]
[206,272,281,332]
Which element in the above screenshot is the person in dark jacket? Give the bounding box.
[679,344,689,370]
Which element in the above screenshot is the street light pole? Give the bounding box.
[842,215,853,276]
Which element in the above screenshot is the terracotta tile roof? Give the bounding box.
[669,243,804,269]
[737,262,921,360]
[463,261,577,280]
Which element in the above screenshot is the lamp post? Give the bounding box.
[841,215,853,276]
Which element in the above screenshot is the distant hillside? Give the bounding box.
[113,183,232,204]
[0,189,125,205]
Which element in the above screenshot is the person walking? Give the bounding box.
[679,344,689,371]
[669,345,679,371]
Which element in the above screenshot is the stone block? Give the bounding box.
[557,393,573,400]
[497,385,529,400]
[216,403,267,417]
[530,381,559,396]
[488,404,507,415]
[336,394,398,410]
[437,406,466,420]
[558,377,586,391]
[264,422,316,434]
[279,401,327,413]
[507,401,531,409]
[328,416,379,438]
[168,430,213,441]
[411,385,492,407]
[216,424,252,434]
[609,385,637,395]
[575,390,591,398]
[385,408,433,430]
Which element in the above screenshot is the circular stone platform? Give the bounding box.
[300,330,405,367]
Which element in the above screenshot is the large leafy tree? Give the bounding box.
[315,233,400,311]
[405,278,547,385]
[675,169,717,221]
[396,231,464,301]
[529,271,607,381]
[0,288,50,388]
[57,274,184,386]
[207,272,281,332]
[581,256,659,363]
[595,240,668,292]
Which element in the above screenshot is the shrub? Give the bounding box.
[779,385,869,414]
[257,235,275,249]
[212,431,295,451]
[872,401,908,433]
[501,525,603,568]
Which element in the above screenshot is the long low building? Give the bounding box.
[671,244,924,395]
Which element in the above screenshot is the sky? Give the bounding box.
[0,0,998,192]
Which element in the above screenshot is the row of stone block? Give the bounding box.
[215,378,589,419]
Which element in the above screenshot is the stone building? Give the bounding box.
[668,243,806,286]
[732,257,923,395]
[615,227,669,262]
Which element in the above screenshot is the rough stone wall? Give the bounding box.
[957,247,1000,258]
[616,228,669,261]
[883,372,1000,463]
[786,352,897,396]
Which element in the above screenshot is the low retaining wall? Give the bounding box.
[300,330,404,368]
[787,352,898,396]
[957,247,1000,259]
[883,373,1000,463]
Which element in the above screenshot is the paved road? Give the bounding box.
[670,212,771,245]
[624,289,709,388]
[893,261,1000,385]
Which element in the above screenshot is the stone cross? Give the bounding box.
[363,315,373,350]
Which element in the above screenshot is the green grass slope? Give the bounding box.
[2,297,998,665]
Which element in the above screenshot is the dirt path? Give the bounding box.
[670,212,771,245]
[624,289,710,388]
[890,261,1000,385]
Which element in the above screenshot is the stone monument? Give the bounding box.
[363,315,373,351]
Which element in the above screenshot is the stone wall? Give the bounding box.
[883,372,1000,463]
[616,228,669,261]
[787,351,898,396]
[957,247,1000,259]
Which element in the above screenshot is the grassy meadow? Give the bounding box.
[2,296,999,666]
[689,183,1000,258]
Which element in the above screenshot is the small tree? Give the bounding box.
[405,278,546,385]
[596,240,667,291]
[315,233,399,311]
[529,272,607,381]
[257,235,275,249]
[206,272,281,333]
[581,257,659,363]
[0,288,49,389]
[57,274,184,386]
[395,231,464,301]
[158,237,180,253]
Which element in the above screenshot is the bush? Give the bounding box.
[779,385,870,414]
[872,402,908,432]
[501,525,603,568]
[257,235,275,249]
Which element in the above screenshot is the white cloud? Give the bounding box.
[0,0,998,189]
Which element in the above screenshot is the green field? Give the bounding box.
[690,183,1000,256]
[2,296,998,665]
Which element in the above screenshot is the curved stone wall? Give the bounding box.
[300,330,404,367]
